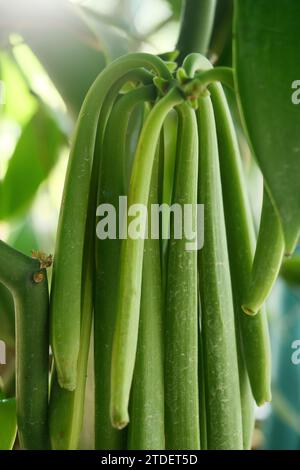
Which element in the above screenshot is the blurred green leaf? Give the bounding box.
[78,7,131,59]
[0,107,65,220]
[0,397,17,450]
[0,0,106,117]
[0,51,37,125]
[8,215,39,256]
[234,0,300,254]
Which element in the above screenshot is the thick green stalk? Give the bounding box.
[110,88,183,429]
[164,103,200,450]
[95,85,156,449]
[210,82,271,407]
[50,53,172,391]
[197,95,243,450]
[177,0,217,63]
[0,241,49,449]
[128,148,165,450]
[242,188,285,316]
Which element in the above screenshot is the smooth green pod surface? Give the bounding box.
[242,188,284,316]
[165,103,200,450]
[197,95,243,450]
[95,86,155,449]
[110,87,183,429]
[210,82,271,407]
[49,230,93,450]
[128,148,165,450]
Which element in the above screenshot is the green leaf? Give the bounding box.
[234,0,300,253]
[1,0,106,117]
[0,52,37,125]
[0,398,17,450]
[0,107,65,220]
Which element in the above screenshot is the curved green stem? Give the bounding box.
[183,67,234,97]
[183,53,213,76]
[110,87,183,430]
[50,52,172,391]
[0,240,49,449]
[177,0,217,63]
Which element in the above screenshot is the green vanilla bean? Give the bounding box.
[235,328,255,449]
[182,52,246,448]
[197,95,243,450]
[210,82,271,407]
[198,324,207,450]
[50,53,172,391]
[110,87,183,430]
[164,103,200,450]
[159,111,178,294]
[209,82,255,444]
[95,85,156,449]
[242,188,285,316]
[128,147,165,450]
[49,214,94,449]
[177,0,217,63]
[0,240,49,449]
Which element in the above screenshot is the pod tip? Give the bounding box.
[57,373,77,391]
[254,392,272,407]
[241,304,258,316]
[110,407,129,430]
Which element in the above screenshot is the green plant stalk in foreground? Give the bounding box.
[197,95,243,450]
[165,103,200,450]
[177,0,217,62]
[0,241,49,449]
